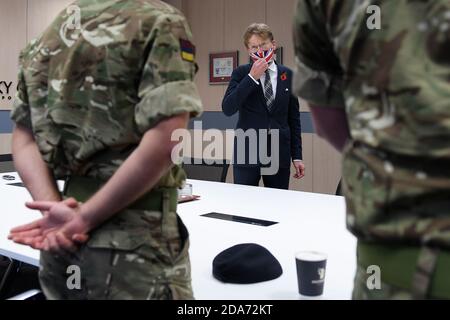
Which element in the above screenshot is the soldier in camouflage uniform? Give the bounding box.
[293,0,450,299]
[8,0,202,299]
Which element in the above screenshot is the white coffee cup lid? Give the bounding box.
[295,251,327,262]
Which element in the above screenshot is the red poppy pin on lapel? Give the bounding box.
[280,72,287,81]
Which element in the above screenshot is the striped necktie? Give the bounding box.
[263,69,275,111]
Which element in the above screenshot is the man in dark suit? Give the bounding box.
[222,23,305,189]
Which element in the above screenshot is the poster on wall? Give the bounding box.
[209,51,239,84]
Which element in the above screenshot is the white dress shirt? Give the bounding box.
[248,62,278,98]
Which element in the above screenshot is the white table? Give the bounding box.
[0,172,356,299]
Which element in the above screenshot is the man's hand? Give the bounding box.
[249,58,269,80]
[293,160,305,179]
[8,198,90,254]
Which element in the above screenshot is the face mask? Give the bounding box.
[250,47,274,63]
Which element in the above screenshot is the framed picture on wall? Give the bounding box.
[248,46,283,65]
[209,51,239,84]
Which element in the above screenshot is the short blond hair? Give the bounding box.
[243,23,274,48]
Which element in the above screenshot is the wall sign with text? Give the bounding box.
[0,81,16,101]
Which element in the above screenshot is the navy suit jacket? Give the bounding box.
[222,63,303,168]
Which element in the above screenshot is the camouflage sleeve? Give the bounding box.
[293,0,345,108]
[10,63,32,129]
[134,11,203,134]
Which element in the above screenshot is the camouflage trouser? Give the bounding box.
[352,240,450,300]
[39,184,194,300]
[352,264,418,300]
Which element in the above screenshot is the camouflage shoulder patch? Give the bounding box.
[180,39,195,62]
